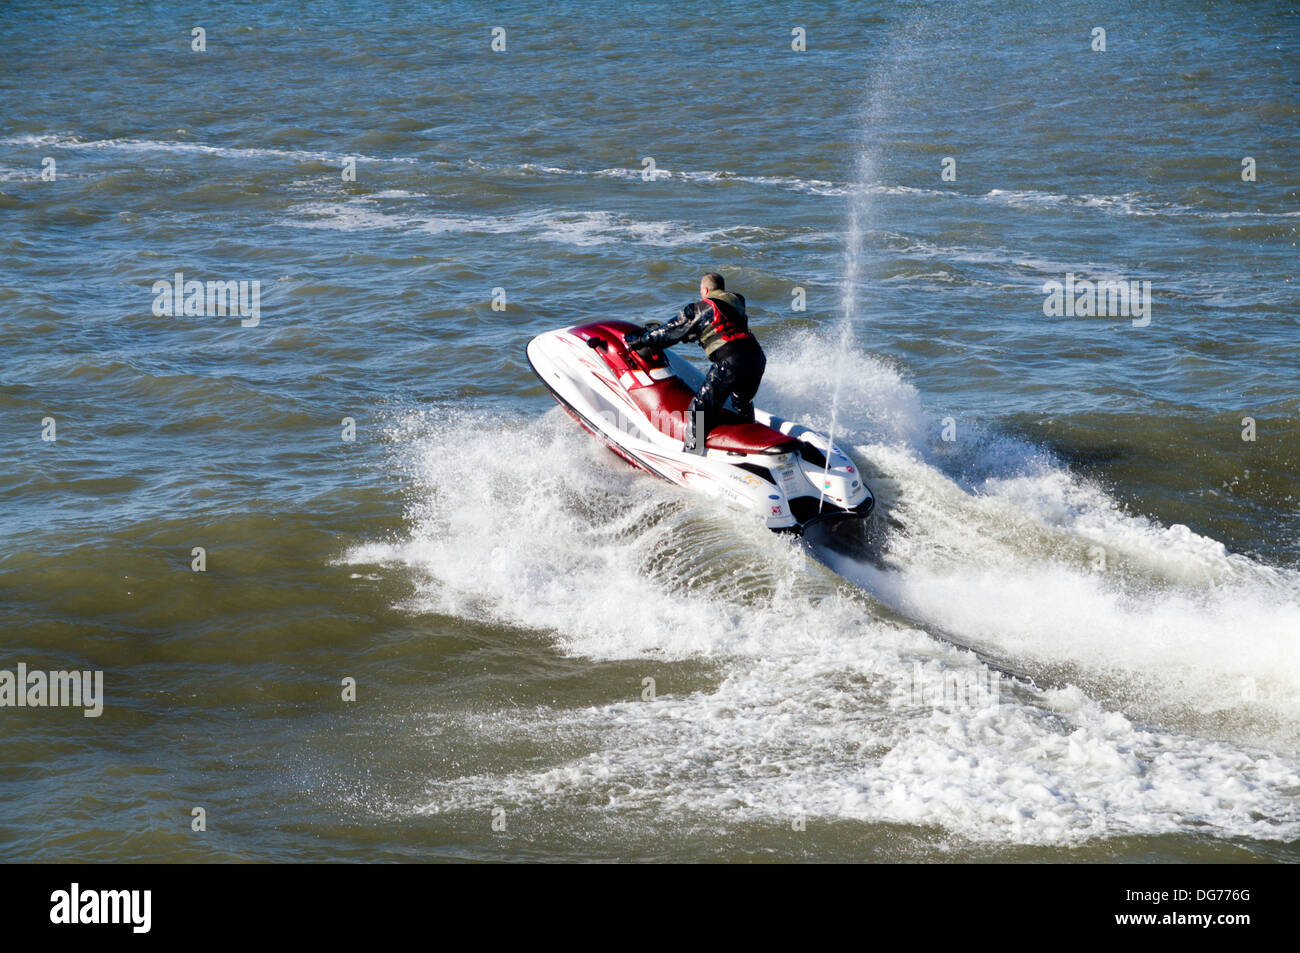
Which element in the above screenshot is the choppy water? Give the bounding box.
[1,0,1298,861]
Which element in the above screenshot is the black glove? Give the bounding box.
[623,332,645,350]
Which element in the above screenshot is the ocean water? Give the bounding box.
[1,0,1297,862]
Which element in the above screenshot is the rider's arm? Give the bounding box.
[636,302,703,351]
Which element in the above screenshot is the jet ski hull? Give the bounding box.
[527,320,874,534]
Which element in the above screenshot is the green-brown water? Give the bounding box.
[1,0,1298,861]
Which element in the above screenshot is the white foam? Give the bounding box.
[852,182,1298,220]
[405,682,1299,845]
[980,187,1298,220]
[286,199,777,247]
[0,133,416,165]
[834,451,1300,737]
[760,331,1300,747]
[477,160,852,196]
[346,365,1300,845]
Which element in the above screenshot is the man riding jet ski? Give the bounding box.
[524,291,875,535]
[624,273,766,455]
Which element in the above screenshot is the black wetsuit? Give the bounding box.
[633,291,766,447]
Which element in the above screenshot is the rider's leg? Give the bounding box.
[727,348,766,424]
[685,361,736,453]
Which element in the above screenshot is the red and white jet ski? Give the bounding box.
[526,320,874,534]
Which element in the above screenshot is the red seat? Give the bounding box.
[628,377,798,454]
[567,320,795,455]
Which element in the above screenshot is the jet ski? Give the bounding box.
[526,319,874,535]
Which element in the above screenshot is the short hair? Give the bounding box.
[700,272,725,291]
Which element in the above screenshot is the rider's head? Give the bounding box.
[700,272,725,298]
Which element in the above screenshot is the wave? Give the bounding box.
[0,165,41,181]
[464,158,851,196]
[344,329,1300,846]
[284,198,791,248]
[0,133,417,166]
[8,136,1290,222]
[769,332,1300,736]
[967,187,1296,220]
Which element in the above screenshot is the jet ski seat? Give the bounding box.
[627,377,799,454]
[578,321,798,455]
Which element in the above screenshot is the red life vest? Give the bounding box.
[698,295,754,357]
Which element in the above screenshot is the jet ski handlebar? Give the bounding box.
[587,331,652,357]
